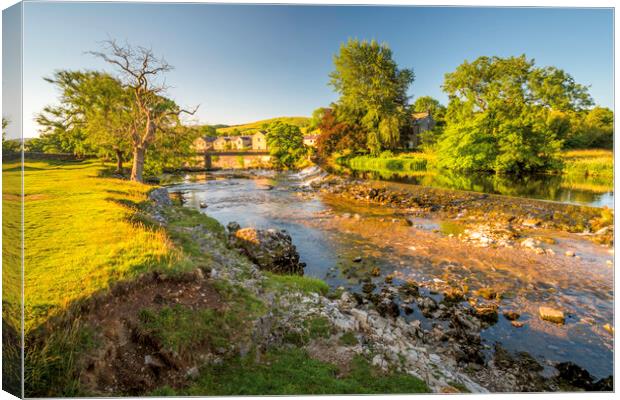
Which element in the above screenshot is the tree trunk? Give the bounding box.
[115,149,124,174]
[130,146,145,182]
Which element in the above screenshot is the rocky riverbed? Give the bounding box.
[165,168,614,392]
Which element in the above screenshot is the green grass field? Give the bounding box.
[8,159,181,331]
[216,116,310,135]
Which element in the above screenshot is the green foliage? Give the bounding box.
[437,55,591,173]
[36,71,125,157]
[340,152,432,174]
[265,121,308,169]
[329,39,414,154]
[142,123,201,177]
[566,107,613,149]
[37,68,198,177]
[161,348,429,395]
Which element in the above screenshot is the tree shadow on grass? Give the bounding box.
[104,196,141,212]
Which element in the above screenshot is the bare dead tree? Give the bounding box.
[89,40,197,182]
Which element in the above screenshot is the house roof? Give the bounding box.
[204,136,217,142]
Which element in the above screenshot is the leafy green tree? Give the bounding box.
[40,71,136,170]
[89,40,197,182]
[24,138,47,153]
[266,121,307,169]
[437,55,591,173]
[38,67,198,176]
[37,71,134,168]
[36,72,97,157]
[329,39,414,155]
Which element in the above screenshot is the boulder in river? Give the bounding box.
[231,227,305,275]
[539,306,564,324]
[555,362,595,390]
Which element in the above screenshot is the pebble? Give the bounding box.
[502,311,520,321]
[565,251,575,257]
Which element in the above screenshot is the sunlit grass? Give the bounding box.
[10,159,182,331]
[217,117,310,135]
[2,161,23,328]
[560,149,613,183]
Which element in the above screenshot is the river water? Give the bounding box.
[166,170,614,379]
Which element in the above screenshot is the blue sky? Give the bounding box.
[7,3,615,137]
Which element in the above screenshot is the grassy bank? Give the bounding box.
[154,348,429,396]
[6,158,428,396]
[560,149,613,182]
[336,149,613,189]
[18,159,183,331]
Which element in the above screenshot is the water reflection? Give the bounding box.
[349,170,614,208]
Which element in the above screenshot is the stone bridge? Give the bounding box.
[196,150,270,168]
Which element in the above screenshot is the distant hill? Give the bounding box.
[216,117,310,136]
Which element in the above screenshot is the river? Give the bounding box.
[165,169,613,380]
